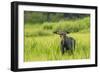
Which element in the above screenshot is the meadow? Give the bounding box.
[24,17,90,62]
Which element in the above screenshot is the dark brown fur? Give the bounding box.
[54,31,75,55]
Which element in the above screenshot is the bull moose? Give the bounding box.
[54,31,76,55]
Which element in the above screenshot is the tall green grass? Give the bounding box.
[24,33,90,62]
[24,17,90,62]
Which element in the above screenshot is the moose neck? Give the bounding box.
[63,35,68,40]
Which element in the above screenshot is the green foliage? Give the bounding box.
[24,33,90,61]
[42,22,53,30]
[24,12,47,24]
[24,26,52,37]
[24,16,90,62]
[24,11,89,24]
[42,17,90,33]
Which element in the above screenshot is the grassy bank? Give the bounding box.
[24,17,90,62]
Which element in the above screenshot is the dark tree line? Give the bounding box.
[24,11,89,24]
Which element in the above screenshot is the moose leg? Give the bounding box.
[61,45,65,55]
[70,49,74,54]
[71,39,76,55]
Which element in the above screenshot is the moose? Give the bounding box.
[54,30,76,55]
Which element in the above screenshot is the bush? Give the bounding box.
[53,17,90,33]
[43,22,53,30]
[25,17,90,37]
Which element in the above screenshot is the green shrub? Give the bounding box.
[53,17,90,33]
[42,22,53,30]
[25,17,90,37]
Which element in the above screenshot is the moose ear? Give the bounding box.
[53,31,58,34]
[66,31,70,34]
